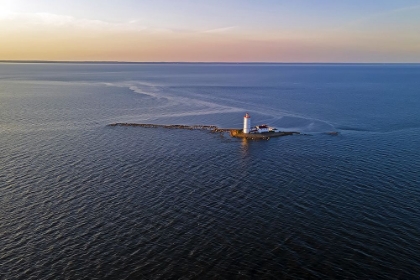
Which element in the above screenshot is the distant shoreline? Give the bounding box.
[1,60,419,65]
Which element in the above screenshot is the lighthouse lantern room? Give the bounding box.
[243,113,251,134]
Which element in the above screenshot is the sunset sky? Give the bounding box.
[1,0,420,62]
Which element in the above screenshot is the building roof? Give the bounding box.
[256,125,268,129]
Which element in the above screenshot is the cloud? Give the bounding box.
[339,4,420,29]
[0,11,238,36]
[201,26,236,34]
[0,11,148,32]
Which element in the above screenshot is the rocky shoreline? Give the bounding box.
[229,129,299,140]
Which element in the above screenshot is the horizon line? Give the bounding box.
[1,60,420,65]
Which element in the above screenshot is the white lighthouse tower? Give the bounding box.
[243,113,251,134]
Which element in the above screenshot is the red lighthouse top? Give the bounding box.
[244,113,250,118]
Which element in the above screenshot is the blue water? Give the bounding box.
[1,63,419,279]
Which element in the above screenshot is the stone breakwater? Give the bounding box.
[107,123,300,140]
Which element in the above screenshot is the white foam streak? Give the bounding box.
[104,81,336,132]
[105,81,244,117]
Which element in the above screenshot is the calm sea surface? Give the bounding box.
[1,63,419,279]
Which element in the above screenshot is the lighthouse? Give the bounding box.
[243,113,251,134]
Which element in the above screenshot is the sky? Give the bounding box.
[1,0,420,62]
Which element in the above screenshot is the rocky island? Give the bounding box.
[108,113,301,140]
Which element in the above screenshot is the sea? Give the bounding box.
[1,63,419,279]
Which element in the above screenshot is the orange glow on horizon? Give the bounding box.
[1,7,420,62]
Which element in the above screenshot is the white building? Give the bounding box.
[256,125,269,133]
[243,113,251,133]
[243,113,278,134]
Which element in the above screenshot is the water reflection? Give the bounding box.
[240,138,249,157]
